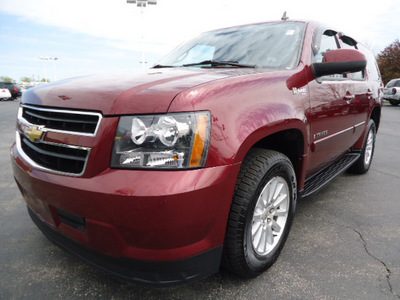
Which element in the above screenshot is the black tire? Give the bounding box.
[223,149,297,277]
[389,100,400,106]
[348,119,376,174]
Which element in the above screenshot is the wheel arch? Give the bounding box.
[252,129,305,169]
[353,106,381,150]
[370,106,381,132]
[234,123,307,190]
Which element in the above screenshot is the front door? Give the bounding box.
[306,29,360,176]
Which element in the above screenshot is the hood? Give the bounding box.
[22,68,259,115]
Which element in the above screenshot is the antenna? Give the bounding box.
[281,11,289,21]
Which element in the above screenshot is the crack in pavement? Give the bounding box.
[328,222,400,299]
[374,169,400,180]
[326,220,398,298]
[350,227,398,299]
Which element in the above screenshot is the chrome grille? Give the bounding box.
[17,105,102,176]
[22,105,101,135]
[20,135,89,174]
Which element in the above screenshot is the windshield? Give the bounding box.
[155,22,306,70]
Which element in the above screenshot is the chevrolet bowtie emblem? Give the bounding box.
[25,126,45,142]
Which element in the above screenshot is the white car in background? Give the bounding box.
[0,88,12,100]
[383,78,400,106]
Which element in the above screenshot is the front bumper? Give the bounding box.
[28,207,222,286]
[11,142,241,286]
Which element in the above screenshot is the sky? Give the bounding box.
[1,0,399,83]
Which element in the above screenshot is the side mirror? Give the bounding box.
[286,49,367,90]
[311,49,367,78]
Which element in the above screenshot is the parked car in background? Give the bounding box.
[11,19,383,286]
[383,78,400,106]
[0,82,22,100]
[0,88,12,100]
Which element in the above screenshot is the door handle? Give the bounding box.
[343,93,355,102]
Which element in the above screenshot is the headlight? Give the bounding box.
[111,111,211,169]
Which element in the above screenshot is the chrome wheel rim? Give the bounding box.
[251,176,290,256]
[364,129,374,166]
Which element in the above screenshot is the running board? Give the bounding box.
[301,153,360,198]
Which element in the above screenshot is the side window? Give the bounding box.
[313,30,344,80]
[358,43,381,82]
[314,32,339,63]
[386,80,399,88]
[340,36,365,81]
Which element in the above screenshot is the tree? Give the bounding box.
[0,76,14,82]
[376,40,400,85]
[21,77,32,83]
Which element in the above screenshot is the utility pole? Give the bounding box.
[127,0,157,69]
[39,57,58,82]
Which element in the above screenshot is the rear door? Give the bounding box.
[339,36,371,141]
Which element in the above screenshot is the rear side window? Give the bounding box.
[386,80,400,88]
[358,43,381,82]
[1,82,12,88]
[340,35,365,81]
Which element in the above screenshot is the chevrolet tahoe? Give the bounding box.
[11,20,383,286]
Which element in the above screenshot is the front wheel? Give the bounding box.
[389,100,400,106]
[348,119,376,174]
[223,149,297,277]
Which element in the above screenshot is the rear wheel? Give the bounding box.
[389,100,400,106]
[348,119,376,174]
[223,149,297,277]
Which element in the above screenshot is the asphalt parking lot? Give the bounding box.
[0,99,399,299]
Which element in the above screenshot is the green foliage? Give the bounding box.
[377,40,400,85]
[0,76,14,82]
[20,77,32,83]
[1,75,50,83]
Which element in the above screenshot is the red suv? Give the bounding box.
[11,20,383,286]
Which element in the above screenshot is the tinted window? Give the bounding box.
[157,22,306,69]
[313,30,344,80]
[313,32,339,63]
[386,79,400,88]
[340,38,365,81]
[358,43,381,82]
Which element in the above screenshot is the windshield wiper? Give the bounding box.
[182,60,256,68]
[152,64,177,69]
